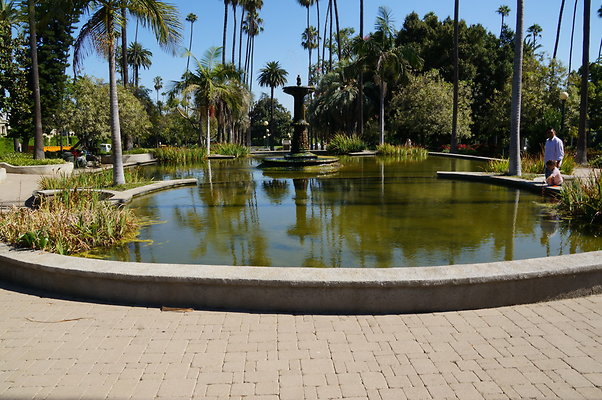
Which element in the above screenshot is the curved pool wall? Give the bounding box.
[0,243,600,313]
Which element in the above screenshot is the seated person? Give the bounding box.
[545,159,563,186]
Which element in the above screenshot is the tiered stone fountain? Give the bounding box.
[259,76,339,168]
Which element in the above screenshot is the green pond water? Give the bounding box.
[96,156,602,267]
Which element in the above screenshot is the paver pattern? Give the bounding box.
[0,283,600,400]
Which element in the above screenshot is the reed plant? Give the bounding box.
[0,190,140,254]
[376,143,428,159]
[39,168,152,191]
[327,134,366,155]
[151,146,207,163]
[212,143,249,157]
[557,171,602,225]
[484,153,575,175]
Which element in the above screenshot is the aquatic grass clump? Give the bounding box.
[377,143,428,159]
[39,168,152,191]
[0,152,66,166]
[0,190,140,255]
[152,146,207,163]
[212,143,249,157]
[484,153,575,175]
[557,171,602,225]
[123,148,154,155]
[327,134,366,155]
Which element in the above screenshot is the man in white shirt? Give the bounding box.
[544,127,564,179]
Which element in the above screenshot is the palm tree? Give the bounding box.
[74,0,181,185]
[230,0,239,63]
[153,75,162,103]
[358,6,418,145]
[222,0,229,64]
[567,0,578,75]
[297,0,315,84]
[257,61,288,150]
[553,0,566,59]
[451,0,459,153]
[173,47,245,154]
[128,41,152,87]
[27,0,44,159]
[576,0,590,164]
[120,3,128,86]
[496,5,510,37]
[526,24,543,50]
[242,6,263,90]
[509,0,523,176]
[301,26,318,84]
[358,0,364,136]
[597,5,601,60]
[185,13,197,73]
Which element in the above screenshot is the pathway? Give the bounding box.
[0,283,600,400]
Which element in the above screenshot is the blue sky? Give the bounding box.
[76,0,602,112]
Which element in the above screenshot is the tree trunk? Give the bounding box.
[306,6,311,84]
[576,0,590,164]
[232,4,237,63]
[553,0,566,59]
[568,0,578,75]
[333,0,341,62]
[509,0,524,176]
[206,107,211,155]
[109,32,126,185]
[222,1,228,65]
[28,0,44,160]
[316,0,321,75]
[451,0,459,153]
[121,6,128,86]
[186,21,194,73]
[270,86,275,150]
[238,9,245,69]
[358,0,364,137]
[379,81,385,145]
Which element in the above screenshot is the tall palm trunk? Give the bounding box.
[222,0,228,64]
[553,0,566,59]
[322,0,330,72]
[108,30,125,185]
[232,4,237,63]
[28,0,44,159]
[358,0,363,136]
[333,0,341,61]
[306,5,311,84]
[509,0,524,176]
[328,0,332,70]
[206,107,211,154]
[576,0,590,164]
[238,8,245,69]
[451,0,459,153]
[568,0,578,76]
[379,81,386,145]
[316,0,321,74]
[269,86,274,150]
[121,6,128,86]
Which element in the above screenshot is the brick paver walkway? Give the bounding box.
[0,284,600,400]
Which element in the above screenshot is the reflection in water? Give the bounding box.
[97,157,602,267]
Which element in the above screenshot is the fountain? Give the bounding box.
[259,76,339,168]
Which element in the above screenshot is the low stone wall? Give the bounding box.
[0,162,74,176]
[100,153,156,165]
[0,244,599,313]
[0,168,5,182]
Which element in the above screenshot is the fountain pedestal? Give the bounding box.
[259,77,339,168]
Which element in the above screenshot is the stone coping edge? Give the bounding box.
[428,152,502,162]
[0,243,599,313]
[0,161,74,176]
[35,178,198,205]
[437,171,563,195]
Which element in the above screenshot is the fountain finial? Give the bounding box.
[296,75,301,86]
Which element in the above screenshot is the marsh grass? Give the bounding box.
[327,134,366,154]
[39,168,153,191]
[557,171,602,225]
[212,143,249,157]
[0,190,140,254]
[484,153,575,175]
[152,146,207,163]
[377,144,429,159]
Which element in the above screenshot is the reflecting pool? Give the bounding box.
[96,156,602,267]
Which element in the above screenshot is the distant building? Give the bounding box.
[0,113,8,137]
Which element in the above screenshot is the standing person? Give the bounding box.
[544,127,564,179]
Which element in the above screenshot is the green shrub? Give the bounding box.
[151,146,207,163]
[0,152,67,166]
[483,153,575,175]
[123,148,154,155]
[327,134,366,155]
[212,143,249,157]
[39,168,152,191]
[377,143,428,159]
[0,190,140,254]
[591,156,602,168]
[557,171,602,225]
